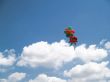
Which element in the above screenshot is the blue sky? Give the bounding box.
[0,0,110,82]
[0,0,110,51]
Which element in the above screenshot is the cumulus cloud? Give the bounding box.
[0,49,16,72]
[28,74,66,82]
[17,40,76,69]
[8,72,26,82]
[75,44,107,62]
[100,39,107,46]
[0,40,110,82]
[17,40,108,69]
[0,72,26,82]
[0,49,16,66]
[64,61,110,82]
[104,41,110,49]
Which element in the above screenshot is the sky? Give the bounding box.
[0,0,110,82]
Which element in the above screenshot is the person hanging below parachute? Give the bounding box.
[64,26,78,46]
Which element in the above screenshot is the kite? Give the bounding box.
[64,26,78,46]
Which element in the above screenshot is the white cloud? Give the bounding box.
[17,40,108,69]
[100,39,107,46]
[0,72,26,82]
[75,44,108,62]
[104,41,110,49]
[0,49,16,72]
[0,40,110,82]
[0,49,16,66]
[64,61,110,82]
[28,74,66,82]
[17,40,76,69]
[8,72,26,82]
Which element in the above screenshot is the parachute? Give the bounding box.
[64,26,78,46]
